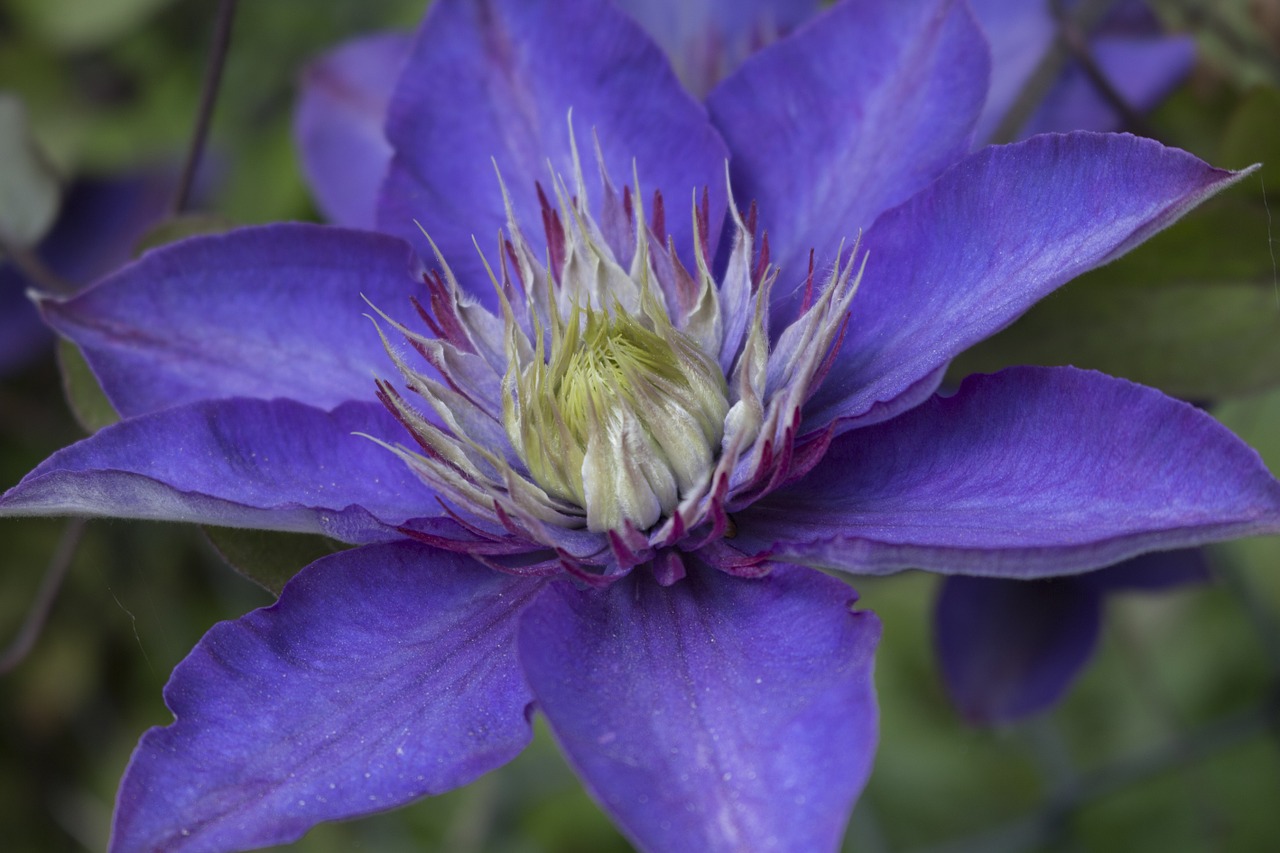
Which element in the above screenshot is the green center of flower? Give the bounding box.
[508,296,729,534]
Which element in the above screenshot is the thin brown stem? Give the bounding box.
[171,0,239,215]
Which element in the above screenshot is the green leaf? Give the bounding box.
[7,0,176,52]
[950,200,1280,399]
[1212,388,1280,636]
[56,339,119,433]
[0,93,61,250]
[203,527,348,597]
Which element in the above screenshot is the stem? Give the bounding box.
[0,518,86,674]
[171,0,238,215]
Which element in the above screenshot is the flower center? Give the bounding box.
[368,130,862,573]
[508,291,729,534]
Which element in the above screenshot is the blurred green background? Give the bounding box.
[1,0,1278,850]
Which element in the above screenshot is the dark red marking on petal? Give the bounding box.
[779,421,837,491]
[650,550,687,586]
[607,522,653,572]
[807,312,852,404]
[375,380,442,460]
[686,472,732,550]
[536,181,566,282]
[659,505,687,548]
[650,188,665,239]
[695,539,776,578]
[558,549,620,588]
[697,186,711,262]
[800,249,816,313]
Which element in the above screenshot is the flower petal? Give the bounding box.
[376,0,728,304]
[40,223,423,418]
[519,564,880,853]
[294,32,412,228]
[111,542,541,853]
[707,0,988,314]
[612,0,820,97]
[0,398,434,543]
[934,575,1101,724]
[805,133,1249,430]
[738,367,1280,577]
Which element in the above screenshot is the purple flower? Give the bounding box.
[972,0,1196,141]
[3,1,1279,851]
[292,0,1194,229]
[935,548,1210,724]
[293,0,1206,730]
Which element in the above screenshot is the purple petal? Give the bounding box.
[376,0,728,305]
[111,542,541,853]
[0,398,434,543]
[707,0,988,318]
[0,174,172,374]
[40,223,423,418]
[805,133,1247,430]
[612,0,820,97]
[294,32,412,228]
[519,564,880,852]
[737,367,1280,577]
[934,575,1101,724]
[1023,36,1196,136]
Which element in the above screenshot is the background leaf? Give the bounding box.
[950,197,1280,399]
[0,93,62,250]
[202,527,348,597]
[55,339,118,434]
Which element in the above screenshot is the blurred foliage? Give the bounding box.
[202,526,348,596]
[0,93,62,249]
[56,341,118,433]
[0,0,1278,851]
[955,0,1280,399]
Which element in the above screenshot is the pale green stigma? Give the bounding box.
[510,297,730,534]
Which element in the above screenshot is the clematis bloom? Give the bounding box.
[293,0,1210,730]
[5,1,1280,851]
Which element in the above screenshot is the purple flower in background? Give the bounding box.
[294,31,411,229]
[0,175,171,375]
[972,0,1196,141]
[4,1,1279,852]
[935,548,1209,723]
[292,0,1194,222]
